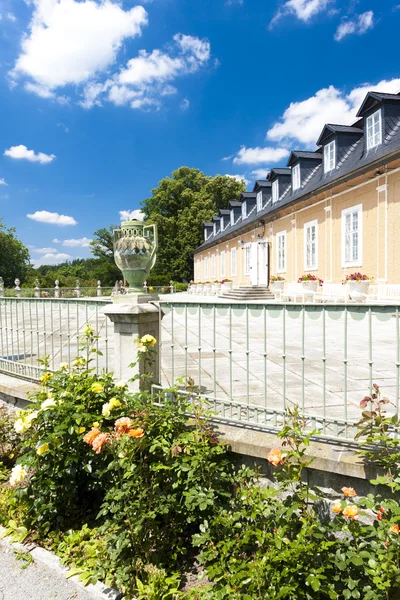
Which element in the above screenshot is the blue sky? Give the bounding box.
[0,0,399,266]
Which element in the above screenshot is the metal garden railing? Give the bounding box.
[158,300,400,441]
[0,297,113,381]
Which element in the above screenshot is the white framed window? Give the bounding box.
[244,244,251,275]
[230,210,235,226]
[304,220,318,270]
[342,204,362,267]
[220,217,224,232]
[213,223,217,235]
[204,257,209,280]
[366,109,382,150]
[292,164,301,191]
[276,231,286,273]
[324,141,335,173]
[231,247,237,277]
[220,251,226,278]
[241,201,247,219]
[272,180,279,203]
[211,254,216,279]
[256,190,263,212]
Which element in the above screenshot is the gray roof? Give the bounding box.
[195,90,400,255]
[316,124,363,146]
[357,91,400,117]
[287,151,322,166]
[219,209,230,215]
[269,168,291,179]
[253,179,271,189]
[229,201,242,208]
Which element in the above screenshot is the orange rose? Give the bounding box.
[128,427,144,438]
[332,501,342,514]
[342,486,357,498]
[267,448,284,467]
[343,505,360,520]
[83,427,101,446]
[390,524,400,535]
[91,432,110,454]
[114,417,134,436]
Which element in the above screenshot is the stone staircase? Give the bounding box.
[219,285,275,301]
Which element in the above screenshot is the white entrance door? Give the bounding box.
[250,242,258,285]
[258,241,269,285]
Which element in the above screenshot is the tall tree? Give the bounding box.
[0,219,31,287]
[141,167,246,281]
[90,225,121,283]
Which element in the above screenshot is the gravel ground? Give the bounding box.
[0,543,95,600]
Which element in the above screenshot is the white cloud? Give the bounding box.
[334,11,374,41]
[32,247,58,253]
[52,238,62,243]
[10,0,210,111]
[27,210,78,226]
[119,209,144,221]
[266,78,400,146]
[270,0,330,26]
[62,237,92,247]
[10,0,148,94]
[250,168,269,180]
[7,12,16,22]
[31,252,73,266]
[180,98,190,110]
[4,145,55,164]
[57,122,69,133]
[0,194,9,200]
[233,146,289,165]
[99,33,210,110]
[225,0,244,5]
[0,178,7,186]
[225,173,250,185]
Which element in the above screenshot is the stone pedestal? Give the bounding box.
[104,296,160,392]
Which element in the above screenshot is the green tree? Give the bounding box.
[0,219,31,286]
[141,167,246,281]
[89,225,120,284]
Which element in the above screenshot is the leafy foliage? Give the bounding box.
[0,218,31,286]
[141,167,246,281]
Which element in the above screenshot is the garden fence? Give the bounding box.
[0,297,112,380]
[157,300,400,441]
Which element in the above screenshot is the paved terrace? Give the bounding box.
[0,296,399,433]
[159,295,400,430]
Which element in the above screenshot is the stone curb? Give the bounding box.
[0,526,124,600]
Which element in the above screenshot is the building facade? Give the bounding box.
[193,91,400,286]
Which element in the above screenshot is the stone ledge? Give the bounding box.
[215,422,373,481]
[0,372,38,408]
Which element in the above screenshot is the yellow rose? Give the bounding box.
[60,362,69,370]
[14,418,29,434]
[77,427,86,434]
[84,325,94,337]
[115,381,127,389]
[36,443,49,456]
[40,398,57,411]
[9,464,28,487]
[141,334,157,347]
[109,398,122,409]
[102,403,111,417]
[40,373,53,384]
[92,422,100,428]
[91,383,104,394]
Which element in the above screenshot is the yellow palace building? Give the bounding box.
[193,91,400,288]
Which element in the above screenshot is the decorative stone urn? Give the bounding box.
[347,280,370,302]
[113,220,158,293]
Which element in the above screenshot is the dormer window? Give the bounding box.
[230,210,234,226]
[324,140,335,173]
[220,217,224,232]
[242,201,247,219]
[272,180,279,203]
[213,223,217,235]
[292,164,300,191]
[366,109,382,150]
[256,190,263,212]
